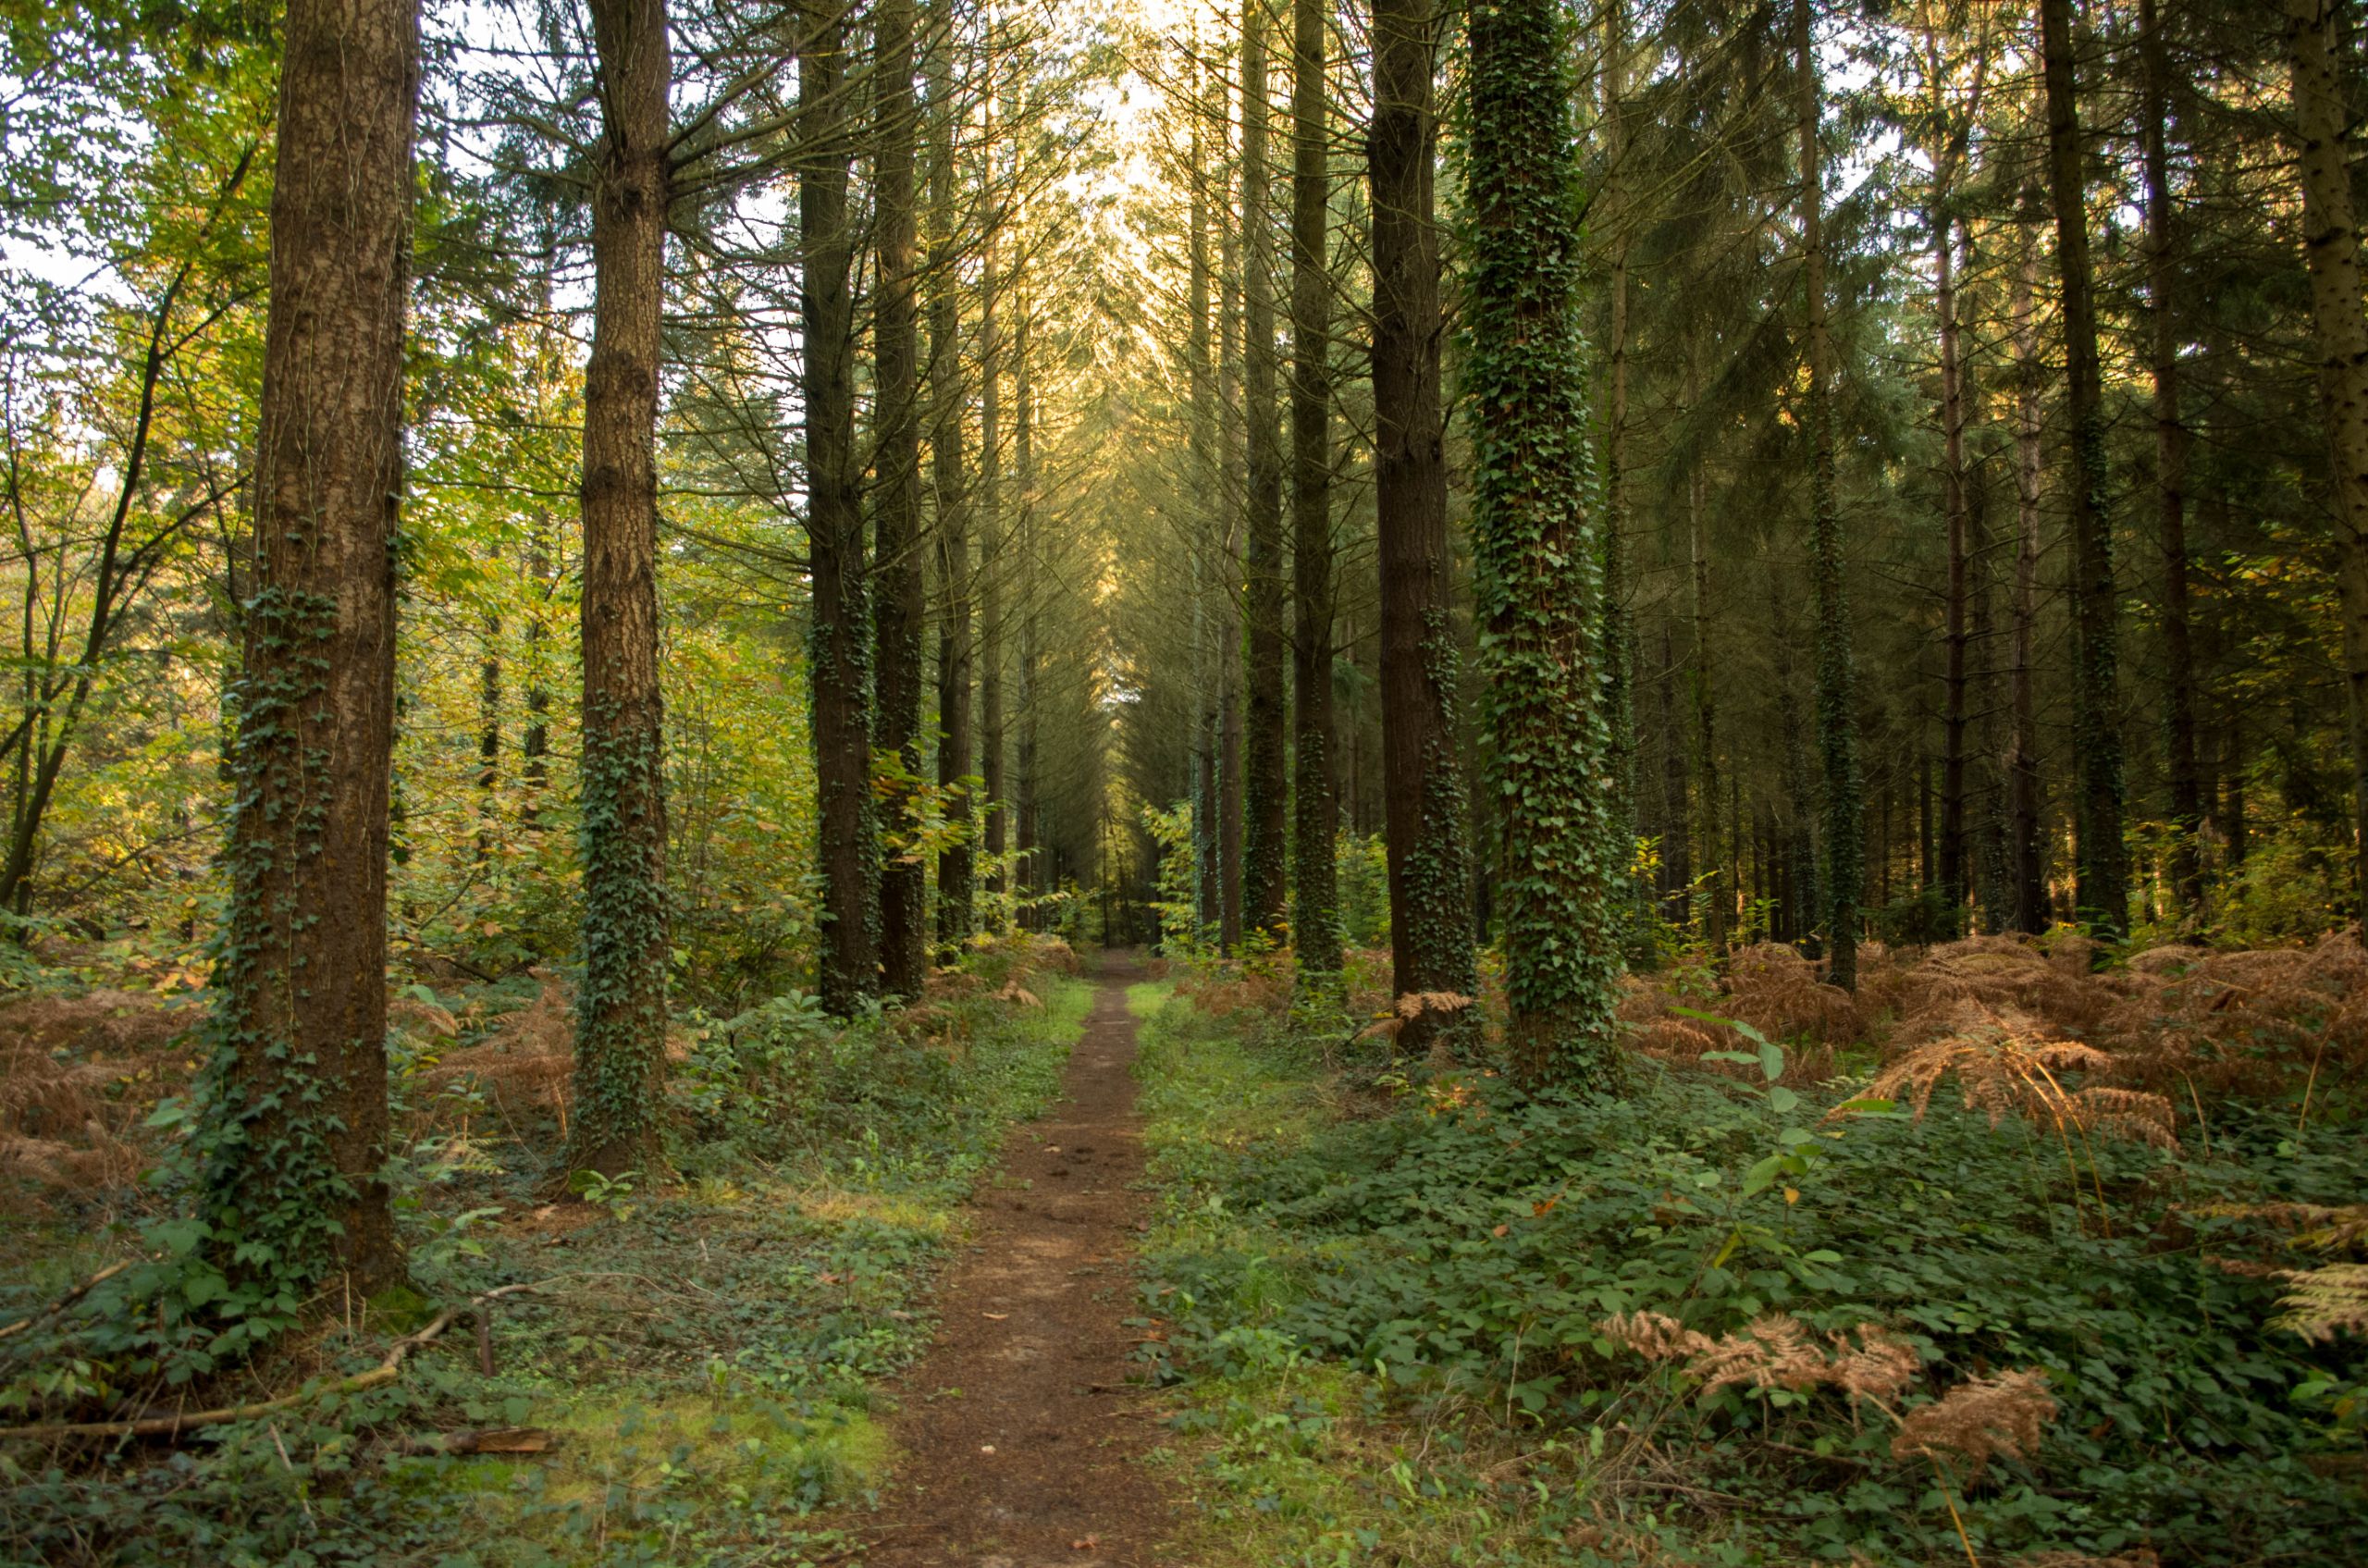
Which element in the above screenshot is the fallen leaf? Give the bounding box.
[982,1311,1010,1320]
[1071,1537,1100,1550]
[980,1444,997,1454]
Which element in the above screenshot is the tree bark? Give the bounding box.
[477,608,500,861]
[928,0,973,959]
[1289,0,1339,988]
[523,517,550,820]
[201,0,419,1289]
[874,0,926,997]
[1363,0,1468,1056]
[802,0,878,1009]
[979,154,1005,927]
[1938,211,1969,925]
[1217,81,1246,955]
[1601,0,1638,943]
[1797,0,1862,986]
[568,0,672,1176]
[1466,0,1622,1089]
[2140,0,2203,920]
[1659,616,1690,921]
[1189,50,1220,943]
[1014,299,1040,922]
[1685,352,1723,949]
[2008,195,2048,933]
[2286,0,2368,927]
[1240,0,1289,942]
[2040,0,2128,939]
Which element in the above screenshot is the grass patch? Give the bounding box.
[1132,985,2367,1567]
[0,972,1093,1567]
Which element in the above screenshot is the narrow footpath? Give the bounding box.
[854,954,1176,1568]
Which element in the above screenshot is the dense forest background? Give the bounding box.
[3,0,2366,1001]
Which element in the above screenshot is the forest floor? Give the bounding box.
[839,953,1178,1567]
[2,933,2362,1566]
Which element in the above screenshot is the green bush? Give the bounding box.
[1137,997,2365,1566]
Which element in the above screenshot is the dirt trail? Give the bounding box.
[852,953,1176,1568]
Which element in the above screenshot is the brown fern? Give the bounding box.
[1890,1368,2057,1476]
[2271,1263,2368,1343]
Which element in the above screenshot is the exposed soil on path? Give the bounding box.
[849,953,1177,1568]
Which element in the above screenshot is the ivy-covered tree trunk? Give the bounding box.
[928,0,973,959]
[1794,0,1862,989]
[1240,0,1289,944]
[1369,0,1474,1053]
[1464,0,1624,1092]
[200,0,420,1293]
[569,0,672,1178]
[2288,0,2368,929]
[2040,0,2128,941]
[873,0,926,998]
[1289,0,1339,994]
[802,2,877,1011]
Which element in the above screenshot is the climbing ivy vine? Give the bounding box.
[1458,0,1625,1093]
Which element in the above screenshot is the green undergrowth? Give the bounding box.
[0,973,1092,1568]
[1131,988,2364,1567]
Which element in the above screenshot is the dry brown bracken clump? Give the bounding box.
[1890,1368,2058,1476]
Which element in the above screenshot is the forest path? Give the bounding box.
[849,953,1176,1567]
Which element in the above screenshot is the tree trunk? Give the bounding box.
[1686,353,1723,949]
[1189,52,1221,943]
[979,168,1005,926]
[1218,80,1246,954]
[1466,0,1623,1090]
[928,0,973,959]
[1773,587,1819,947]
[568,0,672,1177]
[2040,0,2128,940]
[874,0,926,997]
[2009,195,2048,932]
[802,1,877,1009]
[1014,300,1040,922]
[1659,616,1690,922]
[477,610,500,860]
[2137,0,2203,921]
[2287,0,2368,927]
[1685,388,1723,952]
[1938,210,1969,925]
[1289,0,1339,989]
[1240,0,1289,942]
[1601,0,1638,943]
[1797,0,1862,986]
[201,0,418,1290]
[523,518,550,821]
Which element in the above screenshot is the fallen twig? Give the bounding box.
[388,1426,552,1456]
[0,1282,544,1443]
[0,1262,133,1342]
